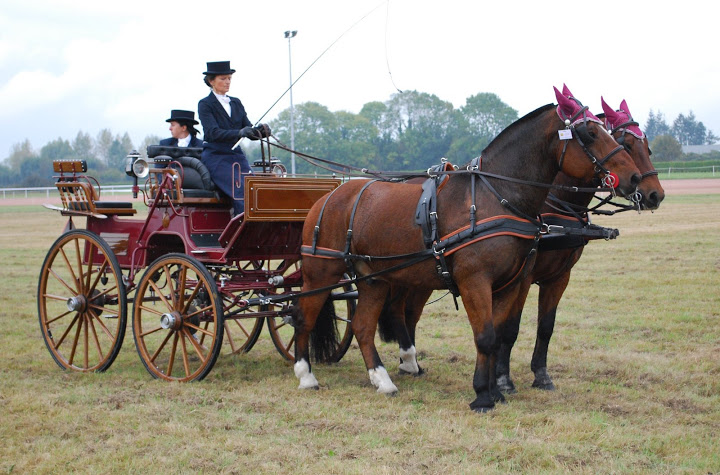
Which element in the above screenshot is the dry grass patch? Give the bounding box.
[1,194,719,473]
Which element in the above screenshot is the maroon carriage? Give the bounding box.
[37,143,356,381]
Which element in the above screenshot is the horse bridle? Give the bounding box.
[557,103,626,192]
[609,119,658,183]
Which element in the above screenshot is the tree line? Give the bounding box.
[1,91,716,188]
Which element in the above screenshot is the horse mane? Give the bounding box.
[482,103,555,156]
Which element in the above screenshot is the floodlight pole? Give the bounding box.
[284,30,298,175]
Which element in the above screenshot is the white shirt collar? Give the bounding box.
[213,91,231,116]
[177,135,191,147]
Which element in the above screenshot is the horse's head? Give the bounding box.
[601,97,665,209]
[553,85,641,198]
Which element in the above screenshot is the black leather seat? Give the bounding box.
[146,145,220,199]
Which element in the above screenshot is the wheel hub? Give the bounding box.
[160,312,183,330]
[66,295,87,312]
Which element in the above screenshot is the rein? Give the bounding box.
[266,136,619,195]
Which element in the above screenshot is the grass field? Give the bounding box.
[1,193,719,474]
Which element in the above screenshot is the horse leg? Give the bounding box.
[352,280,398,394]
[495,301,523,394]
[496,280,533,394]
[293,260,345,390]
[457,282,498,412]
[531,272,572,390]
[398,289,433,375]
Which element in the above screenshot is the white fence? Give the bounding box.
[1,184,134,199]
[655,165,717,176]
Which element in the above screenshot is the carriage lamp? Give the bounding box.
[125,150,150,198]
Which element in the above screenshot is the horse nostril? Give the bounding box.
[630,173,642,188]
[647,191,659,207]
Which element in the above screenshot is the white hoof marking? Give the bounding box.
[398,345,419,374]
[368,366,398,394]
[294,359,319,389]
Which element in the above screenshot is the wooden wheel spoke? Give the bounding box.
[178,266,187,309]
[87,303,118,317]
[148,279,174,311]
[167,332,179,376]
[67,313,83,366]
[84,243,96,291]
[273,320,288,331]
[45,308,74,325]
[88,308,115,340]
[186,304,214,320]
[233,319,252,338]
[182,329,207,363]
[284,333,296,353]
[139,325,164,338]
[88,281,118,303]
[54,314,80,350]
[179,332,191,377]
[184,321,214,337]
[87,313,104,360]
[48,268,79,297]
[83,314,90,368]
[137,304,164,317]
[224,322,237,351]
[87,259,110,296]
[164,264,178,308]
[149,330,174,363]
[181,281,203,314]
[58,246,80,293]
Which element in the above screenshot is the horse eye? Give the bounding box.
[648,148,653,156]
[589,130,597,139]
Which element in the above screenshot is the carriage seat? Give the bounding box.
[146,145,223,200]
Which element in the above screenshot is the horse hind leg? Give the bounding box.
[398,289,433,376]
[353,280,398,394]
[292,291,330,390]
[378,286,422,376]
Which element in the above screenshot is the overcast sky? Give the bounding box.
[1,0,718,159]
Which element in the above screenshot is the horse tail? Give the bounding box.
[309,297,341,363]
[377,294,399,343]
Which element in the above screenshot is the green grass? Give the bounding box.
[1,193,719,473]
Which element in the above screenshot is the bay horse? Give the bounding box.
[292,87,642,412]
[377,92,665,395]
[494,95,665,393]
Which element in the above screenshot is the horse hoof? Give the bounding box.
[399,366,425,377]
[531,380,556,391]
[469,404,495,413]
[496,374,517,394]
[532,368,555,390]
[492,388,507,404]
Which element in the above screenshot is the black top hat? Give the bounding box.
[166,109,199,125]
[203,61,236,75]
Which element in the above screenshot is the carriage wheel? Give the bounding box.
[268,279,356,362]
[132,253,223,382]
[37,230,127,372]
[221,290,265,355]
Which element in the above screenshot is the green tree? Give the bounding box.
[706,129,719,145]
[672,111,706,146]
[139,134,163,155]
[6,139,37,171]
[651,134,683,161]
[95,129,114,164]
[644,110,670,143]
[382,90,457,169]
[40,138,74,161]
[450,92,518,163]
[107,133,134,170]
[72,131,95,161]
